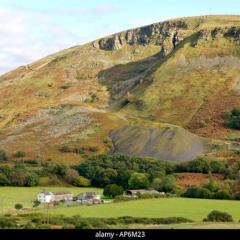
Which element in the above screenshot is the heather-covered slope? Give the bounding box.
[1,15,240,163]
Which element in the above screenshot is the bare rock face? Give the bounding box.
[198,27,240,40]
[97,20,188,52]
[99,35,124,50]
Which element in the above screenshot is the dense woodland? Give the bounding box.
[1,151,240,200]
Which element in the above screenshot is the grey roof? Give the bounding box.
[76,192,100,199]
[52,191,73,196]
[127,189,159,194]
[40,191,53,196]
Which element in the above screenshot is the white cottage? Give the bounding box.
[37,191,54,203]
[37,191,73,203]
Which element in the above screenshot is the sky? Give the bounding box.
[0,0,239,75]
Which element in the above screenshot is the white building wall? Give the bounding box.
[37,193,54,203]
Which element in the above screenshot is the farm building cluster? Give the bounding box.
[37,191,102,205]
[37,189,165,205]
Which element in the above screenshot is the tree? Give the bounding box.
[103,184,124,198]
[209,161,226,173]
[152,178,162,190]
[187,158,210,173]
[128,172,149,189]
[33,200,41,208]
[15,203,23,210]
[0,173,10,186]
[158,175,177,193]
[101,168,118,186]
[73,176,91,187]
[0,150,7,161]
[115,170,131,189]
[53,164,67,177]
[64,168,79,184]
[25,173,39,187]
[9,170,27,186]
[206,178,219,192]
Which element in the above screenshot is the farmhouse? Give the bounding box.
[52,191,73,202]
[37,191,54,203]
[126,189,165,198]
[74,192,101,204]
[37,191,73,203]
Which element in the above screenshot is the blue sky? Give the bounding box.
[0,0,239,74]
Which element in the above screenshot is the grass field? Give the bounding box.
[126,223,240,229]
[45,198,240,222]
[1,187,240,223]
[0,187,102,211]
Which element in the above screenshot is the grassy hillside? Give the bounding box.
[1,16,240,162]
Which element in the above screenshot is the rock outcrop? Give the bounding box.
[95,20,189,55]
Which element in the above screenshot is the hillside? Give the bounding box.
[1,15,240,163]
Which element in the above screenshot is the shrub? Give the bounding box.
[88,146,98,152]
[117,216,192,225]
[212,190,231,200]
[15,203,23,210]
[203,210,233,222]
[182,187,212,199]
[206,178,219,192]
[152,217,192,224]
[74,147,85,154]
[103,184,124,198]
[114,195,132,202]
[138,193,164,199]
[228,116,240,129]
[13,151,26,158]
[234,192,240,200]
[24,222,35,229]
[0,149,7,161]
[38,176,62,186]
[59,146,71,153]
[0,217,17,228]
[187,158,210,173]
[227,107,240,130]
[75,220,92,229]
[231,107,240,116]
[73,176,91,187]
[128,172,150,189]
[24,159,39,165]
